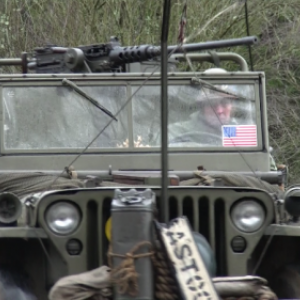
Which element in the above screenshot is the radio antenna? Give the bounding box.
[244,0,254,71]
[160,0,172,223]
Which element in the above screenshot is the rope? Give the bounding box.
[108,239,179,300]
[152,241,179,300]
[108,239,277,300]
[108,241,154,297]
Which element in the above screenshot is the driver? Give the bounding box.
[167,85,238,145]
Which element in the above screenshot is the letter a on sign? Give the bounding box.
[154,217,220,300]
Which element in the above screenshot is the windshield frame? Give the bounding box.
[0,73,265,154]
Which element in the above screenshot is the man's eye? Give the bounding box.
[220,100,230,106]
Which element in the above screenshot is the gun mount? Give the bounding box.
[0,36,258,74]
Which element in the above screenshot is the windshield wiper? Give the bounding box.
[62,78,118,122]
[190,77,252,102]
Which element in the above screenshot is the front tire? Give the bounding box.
[0,265,37,300]
[270,264,300,299]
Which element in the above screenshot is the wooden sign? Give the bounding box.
[155,217,220,300]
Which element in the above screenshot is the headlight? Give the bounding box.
[284,187,300,218]
[231,200,265,233]
[0,192,22,224]
[45,202,81,235]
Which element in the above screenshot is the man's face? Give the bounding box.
[203,99,232,128]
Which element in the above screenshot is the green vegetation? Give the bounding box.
[1,0,300,182]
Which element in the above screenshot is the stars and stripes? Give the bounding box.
[222,125,257,147]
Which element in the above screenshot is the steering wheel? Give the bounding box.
[169,130,222,145]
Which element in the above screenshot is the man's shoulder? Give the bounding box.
[168,116,199,136]
[151,114,199,145]
[169,112,200,130]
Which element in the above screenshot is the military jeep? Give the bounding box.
[0,45,295,299]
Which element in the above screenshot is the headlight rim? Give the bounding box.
[230,198,266,233]
[44,200,81,236]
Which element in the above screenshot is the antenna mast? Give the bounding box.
[160,0,171,223]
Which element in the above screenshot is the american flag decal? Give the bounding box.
[222,125,257,147]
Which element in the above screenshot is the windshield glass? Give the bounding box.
[132,83,257,148]
[2,81,258,151]
[3,85,129,150]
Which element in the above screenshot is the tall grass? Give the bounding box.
[1,0,300,182]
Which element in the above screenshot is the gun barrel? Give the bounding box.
[109,36,258,65]
[0,58,23,66]
[0,36,258,71]
[168,36,258,53]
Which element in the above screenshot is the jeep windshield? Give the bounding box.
[2,79,259,152]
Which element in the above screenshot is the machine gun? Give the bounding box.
[0,35,257,74]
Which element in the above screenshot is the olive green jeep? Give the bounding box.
[0,48,295,299]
